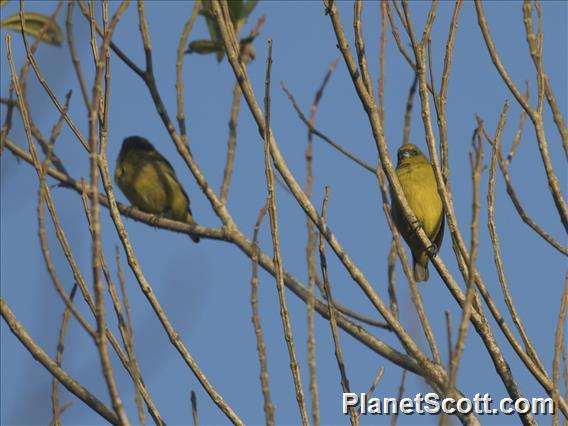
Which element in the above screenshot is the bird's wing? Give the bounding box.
[144,149,176,175]
[146,149,192,211]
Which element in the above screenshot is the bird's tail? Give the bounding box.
[412,254,429,282]
[413,263,429,282]
[186,212,200,243]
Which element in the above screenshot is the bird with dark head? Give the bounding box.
[390,144,444,281]
[115,136,200,243]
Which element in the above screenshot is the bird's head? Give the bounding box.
[115,136,155,183]
[121,136,155,154]
[396,144,429,167]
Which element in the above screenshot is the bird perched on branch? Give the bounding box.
[114,136,200,243]
[390,144,444,281]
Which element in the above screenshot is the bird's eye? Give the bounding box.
[398,149,416,161]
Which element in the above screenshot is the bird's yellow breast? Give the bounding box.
[396,161,443,239]
[118,162,168,214]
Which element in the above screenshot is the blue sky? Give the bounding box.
[1,1,566,425]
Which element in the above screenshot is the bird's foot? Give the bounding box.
[410,218,422,233]
[149,214,163,226]
[426,243,438,258]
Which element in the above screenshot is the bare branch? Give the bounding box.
[262,38,309,426]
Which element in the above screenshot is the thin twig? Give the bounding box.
[262,38,309,426]
[427,38,436,99]
[402,75,417,146]
[563,346,568,422]
[51,284,77,426]
[390,369,407,426]
[387,239,398,318]
[281,82,375,173]
[220,15,266,203]
[220,81,241,203]
[366,366,385,399]
[378,1,387,126]
[314,277,391,329]
[319,187,357,426]
[438,0,462,184]
[353,0,373,96]
[176,0,201,148]
[445,311,453,363]
[507,82,529,165]
[552,274,568,426]
[0,89,15,153]
[251,202,275,426]
[304,57,339,426]
[385,1,415,69]
[49,401,73,426]
[115,248,146,426]
[66,1,91,110]
[191,391,199,426]
[447,121,484,404]
[543,76,568,158]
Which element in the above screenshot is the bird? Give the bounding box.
[390,143,444,281]
[114,136,200,243]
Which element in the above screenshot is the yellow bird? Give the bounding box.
[114,136,200,243]
[390,144,444,281]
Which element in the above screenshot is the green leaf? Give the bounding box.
[198,8,215,21]
[1,12,63,46]
[241,0,258,20]
[199,1,226,61]
[186,39,225,61]
[200,2,221,43]
[228,0,243,23]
